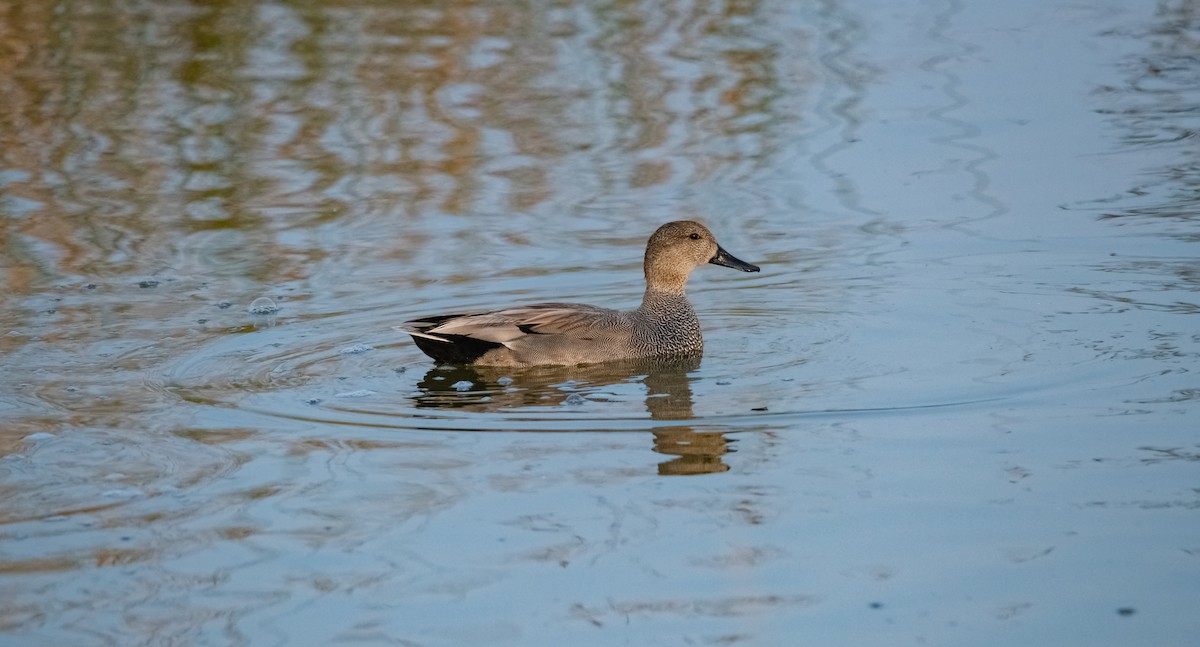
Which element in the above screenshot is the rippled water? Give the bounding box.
[2,0,1198,644]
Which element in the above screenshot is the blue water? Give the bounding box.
[1,0,1197,645]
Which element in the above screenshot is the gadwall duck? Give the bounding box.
[398,221,759,367]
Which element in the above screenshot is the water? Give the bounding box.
[1,0,1197,645]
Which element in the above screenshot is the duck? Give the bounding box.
[397,220,760,367]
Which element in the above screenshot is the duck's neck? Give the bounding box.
[644,267,690,296]
[640,286,690,312]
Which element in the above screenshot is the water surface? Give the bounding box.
[1,0,1198,645]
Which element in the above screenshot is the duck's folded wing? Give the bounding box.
[397,303,622,347]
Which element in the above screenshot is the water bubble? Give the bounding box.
[497,376,514,386]
[451,380,474,391]
[248,297,279,315]
[335,390,376,398]
[23,432,54,442]
[564,393,587,406]
[102,489,141,500]
[339,344,374,355]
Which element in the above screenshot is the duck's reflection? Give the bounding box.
[413,356,733,475]
[651,427,732,475]
[640,361,733,475]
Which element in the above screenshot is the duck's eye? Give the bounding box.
[689,233,701,240]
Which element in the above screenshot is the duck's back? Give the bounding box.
[402,296,703,367]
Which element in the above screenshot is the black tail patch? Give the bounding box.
[410,332,502,364]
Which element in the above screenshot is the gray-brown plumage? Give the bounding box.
[398,221,759,367]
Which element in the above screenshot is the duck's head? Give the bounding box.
[644,220,759,293]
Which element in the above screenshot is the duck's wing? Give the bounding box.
[397,303,625,347]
